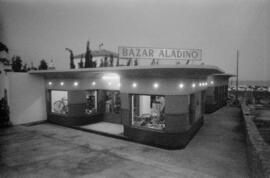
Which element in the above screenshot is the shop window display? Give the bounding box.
[51,90,68,114]
[132,95,165,130]
[85,90,97,114]
[105,91,121,114]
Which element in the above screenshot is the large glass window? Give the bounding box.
[85,90,97,114]
[104,91,121,114]
[51,90,68,115]
[131,95,165,130]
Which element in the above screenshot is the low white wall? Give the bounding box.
[8,72,46,125]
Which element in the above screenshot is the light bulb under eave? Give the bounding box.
[210,81,214,85]
[132,82,137,88]
[92,81,96,86]
[179,83,184,89]
[73,81,78,86]
[153,82,159,89]
[192,83,196,88]
[60,82,64,86]
[48,81,52,86]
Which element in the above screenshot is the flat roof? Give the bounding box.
[29,64,225,79]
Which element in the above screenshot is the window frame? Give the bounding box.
[130,93,166,132]
[50,90,69,116]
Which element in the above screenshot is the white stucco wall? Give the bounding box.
[8,72,46,125]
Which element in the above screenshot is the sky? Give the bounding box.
[0,0,270,81]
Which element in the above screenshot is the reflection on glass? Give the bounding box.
[105,91,121,114]
[51,90,68,114]
[85,90,97,114]
[132,95,165,130]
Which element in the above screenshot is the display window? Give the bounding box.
[131,94,165,130]
[85,90,97,114]
[104,91,121,114]
[51,90,68,115]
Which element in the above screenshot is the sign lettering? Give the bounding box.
[118,47,202,60]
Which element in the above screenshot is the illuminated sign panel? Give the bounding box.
[118,47,202,60]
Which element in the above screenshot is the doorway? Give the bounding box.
[101,90,122,124]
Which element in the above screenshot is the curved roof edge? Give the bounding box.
[28,64,226,79]
[210,73,236,77]
[29,64,225,74]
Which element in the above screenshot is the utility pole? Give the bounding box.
[236,49,239,102]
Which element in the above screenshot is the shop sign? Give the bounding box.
[118,47,202,60]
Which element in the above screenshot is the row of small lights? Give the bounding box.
[132,81,213,89]
[48,81,96,86]
[48,81,214,88]
[48,81,120,87]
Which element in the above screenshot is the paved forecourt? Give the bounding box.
[0,106,249,178]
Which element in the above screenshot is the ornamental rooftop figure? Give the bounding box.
[48,59,55,70]
[65,48,75,69]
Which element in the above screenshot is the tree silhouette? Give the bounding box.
[0,42,8,53]
[84,40,93,68]
[11,56,22,72]
[38,59,48,70]
[79,56,84,68]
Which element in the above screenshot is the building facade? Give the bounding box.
[28,65,231,148]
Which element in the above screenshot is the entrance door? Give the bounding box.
[102,90,122,124]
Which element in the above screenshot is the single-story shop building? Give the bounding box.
[29,64,232,149]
